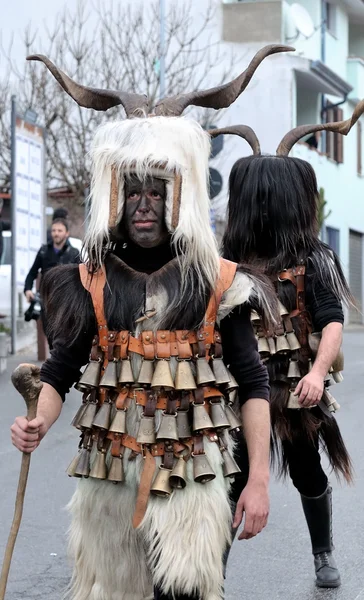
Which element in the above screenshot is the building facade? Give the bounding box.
[209,0,364,324]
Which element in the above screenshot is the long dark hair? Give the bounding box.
[222,154,353,304]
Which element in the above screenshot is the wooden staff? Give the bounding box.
[0,364,43,600]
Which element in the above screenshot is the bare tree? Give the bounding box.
[0,0,234,203]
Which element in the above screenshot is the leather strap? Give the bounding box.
[79,265,107,342]
[132,448,156,529]
[202,258,237,347]
[156,330,171,359]
[193,434,204,455]
[176,330,193,359]
[142,331,155,360]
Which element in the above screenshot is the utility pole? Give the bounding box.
[10,96,17,355]
[159,0,166,99]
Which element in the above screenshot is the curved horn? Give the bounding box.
[27,54,148,117]
[208,125,261,155]
[154,44,295,117]
[277,99,364,156]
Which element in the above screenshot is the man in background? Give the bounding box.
[24,217,80,302]
[47,207,69,244]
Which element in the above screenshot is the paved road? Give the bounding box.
[0,330,364,600]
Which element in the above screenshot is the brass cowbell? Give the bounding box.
[74,448,91,478]
[210,400,231,430]
[66,452,81,477]
[287,389,300,409]
[156,412,179,442]
[78,398,98,430]
[109,409,127,434]
[92,400,112,430]
[211,358,231,386]
[169,457,187,489]
[150,466,172,497]
[250,310,260,322]
[136,415,156,444]
[177,410,192,439]
[175,360,196,390]
[257,336,270,358]
[193,453,216,483]
[196,357,215,386]
[275,334,290,354]
[225,404,242,432]
[151,360,174,390]
[71,398,88,429]
[331,371,344,384]
[286,331,301,351]
[75,360,102,391]
[287,360,301,379]
[99,360,118,389]
[267,337,276,355]
[90,449,107,480]
[192,402,214,432]
[221,448,242,478]
[137,360,154,386]
[278,301,289,317]
[107,456,124,483]
[119,359,134,385]
[225,371,239,393]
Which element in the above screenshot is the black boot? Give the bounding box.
[301,486,341,588]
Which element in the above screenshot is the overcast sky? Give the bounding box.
[1,0,74,73]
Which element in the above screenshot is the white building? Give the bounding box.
[208,0,364,324]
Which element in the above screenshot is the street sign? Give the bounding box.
[209,167,223,199]
[14,117,45,287]
[10,97,46,353]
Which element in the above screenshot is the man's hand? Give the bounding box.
[294,371,324,407]
[25,290,35,303]
[11,416,48,453]
[233,479,269,540]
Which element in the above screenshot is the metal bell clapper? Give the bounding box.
[92,398,112,430]
[107,456,124,483]
[257,336,270,358]
[193,452,216,483]
[275,334,290,354]
[136,414,156,444]
[210,400,231,430]
[151,360,175,391]
[90,448,107,480]
[192,402,214,432]
[78,395,99,430]
[175,360,196,390]
[286,331,301,351]
[75,359,102,392]
[137,360,154,386]
[109,408,127,434]
[150,466,173,497]
[211,358,231,386]
[196,357,216,386]
[169,456,187,489]
[221,448,241,478]
[156,412,179,442]
[267,337,276,356]
[225,404,242,433]
[99,360,119,389]
[287,360,301,379]
[74,447,91,478]
[119,359,134,385]
[177,410,192,439]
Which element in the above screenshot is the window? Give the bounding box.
[325,103,344,163]
[325,2,337,37]
[358,121,362,175]
[326,226,340,256]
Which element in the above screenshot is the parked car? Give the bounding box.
[0,231,83,317]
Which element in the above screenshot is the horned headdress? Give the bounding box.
[28,44,293,278]
[208,98,364,156]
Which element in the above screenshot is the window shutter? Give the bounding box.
[325,104,335,159]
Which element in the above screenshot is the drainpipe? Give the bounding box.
[320,0,327,151]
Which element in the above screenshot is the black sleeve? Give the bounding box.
[24,249,42,292]
[220,304,270,405]
[40,264,96,400]
[306,269,344,331]
[2,221,11,231]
